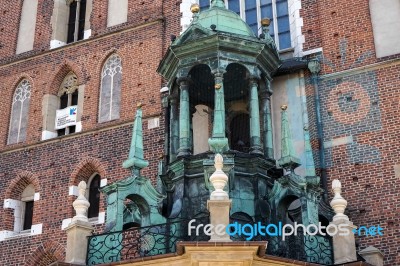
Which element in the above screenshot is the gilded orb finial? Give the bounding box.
[281,104,288,111]
[191,3,200,13]
[261,18,271,27]
[215,84,222,90]
[137,102,142,109]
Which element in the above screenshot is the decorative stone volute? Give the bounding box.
[72,181,90,223]
[209,154,229,200]
[330,179,348,221]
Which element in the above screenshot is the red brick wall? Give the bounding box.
[303,0,400,263]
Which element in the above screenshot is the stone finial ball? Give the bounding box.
[190,3,200,13]
[332,179,342,189]
[78,181,87,190]
[261,18,271,26]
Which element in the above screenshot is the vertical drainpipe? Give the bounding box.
[308,60,328,202]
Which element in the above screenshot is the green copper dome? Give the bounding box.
[196,0,256,37]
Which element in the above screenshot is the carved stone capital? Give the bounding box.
[177,77,191,89]
[308,60,321,75]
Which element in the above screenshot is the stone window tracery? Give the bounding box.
[99,54,122,123]
[8,79,31,144]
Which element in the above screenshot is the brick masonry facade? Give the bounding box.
[0,0,399,265]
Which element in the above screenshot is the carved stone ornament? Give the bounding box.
[58,72,78,96]
[209,154,229,200]
[330,179,349,221]
[72,181,90,222]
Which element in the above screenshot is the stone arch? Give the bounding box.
[69,157,106,186]
[47,61,85,95]
[224,62,252,76]
[10,74,35,93]
[2,171,40,232]
[5,171,40,199]
[24,240,65,266]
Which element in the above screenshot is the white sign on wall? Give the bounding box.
[55,105,77,130]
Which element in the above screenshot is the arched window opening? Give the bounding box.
[8,79,31,144]
[123,198,142,230]
[87,174,101,219]
[230,114,250,152]
[286,198,302,225]
[99,54,122,123]
[57,72,79,136]
[20,184,35,232]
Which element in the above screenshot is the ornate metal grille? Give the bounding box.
[87,216,333,265]
[87,216,209,265]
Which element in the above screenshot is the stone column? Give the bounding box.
[208,70,229,153]
[329,179,357,264]
[261,81,273,159]
[169,95,179,162]
[74,0,81,42]
[177,78,191,157]
[65,181,93,265]
[207,154,232,242]
[248,78,263,154]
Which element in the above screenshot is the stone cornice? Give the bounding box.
[320,57,400,80]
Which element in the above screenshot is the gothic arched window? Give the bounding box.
[99,54,122,123]
[8,80,31,144]
[57,72,79,136]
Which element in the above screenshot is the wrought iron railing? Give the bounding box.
[86,216,209,265]
[267,233,333,265]
[87,217,333,265]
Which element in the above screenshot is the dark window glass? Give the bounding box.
[230,114,250,152]
[57,128,66,136]
[60,93,68,109]
[228,0,240,14]
[67,1,77,43]
[199,0,209,10]
[71,90,78,105]
[245,0,258,34]
[88,175,101,218]
[78,0,87,41]
[69,126,76,134]
[23,201,34,230]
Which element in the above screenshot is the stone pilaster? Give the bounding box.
[329,179,357,264]
[66,181,93,265]
[207,154,231,242]
[65,220,93,265]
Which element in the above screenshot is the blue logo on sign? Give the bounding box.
[70,107,77,115]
